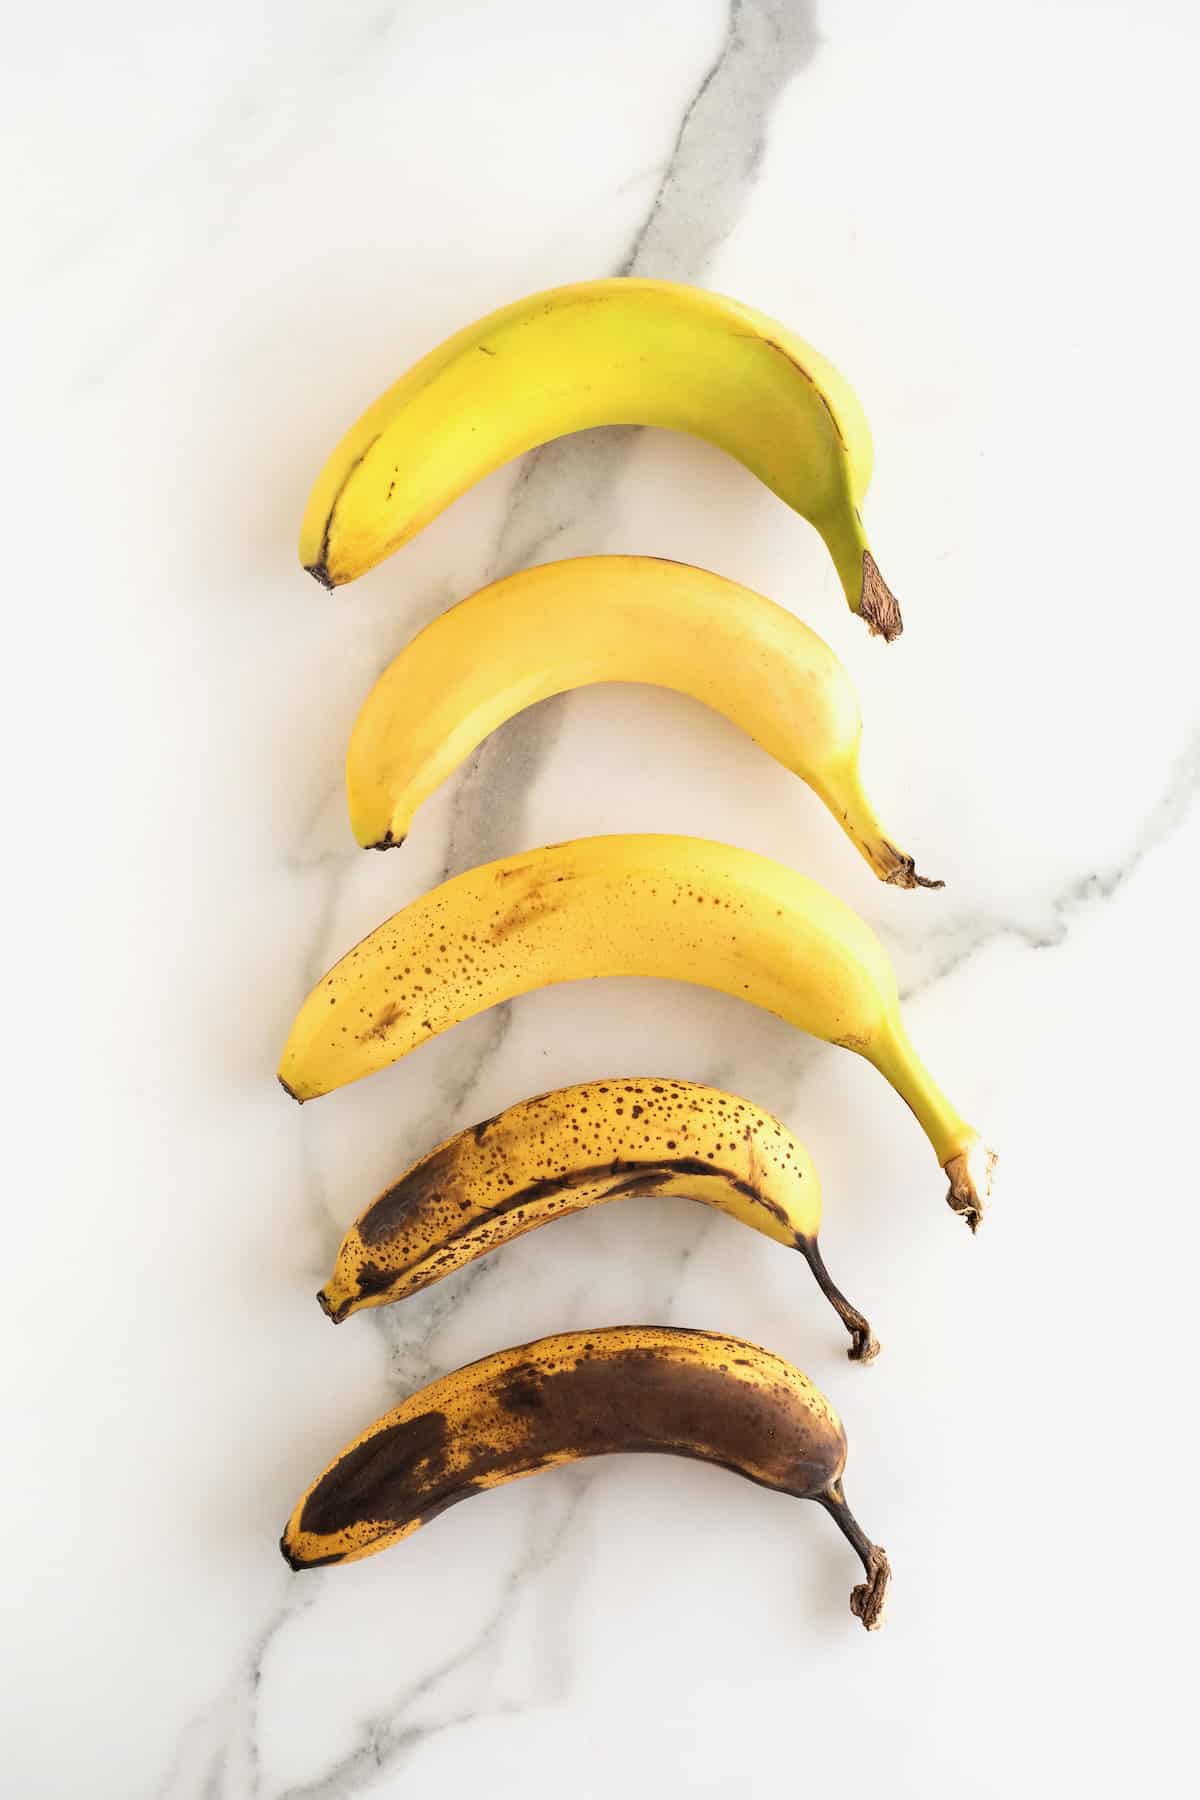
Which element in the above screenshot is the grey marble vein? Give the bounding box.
[618,0,819,277]
[156,1581,324,1800]
[895,718,1200,1006]
[271,1478,590,1800]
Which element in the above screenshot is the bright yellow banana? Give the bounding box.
[300,279,902,639]
[280,1324,891,1629]
[319,1076,878,1360]
[348,556,936,885]
[278,835,995,1227]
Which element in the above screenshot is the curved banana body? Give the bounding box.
[319,1076,877,1360]
[348,556,935,887]
[278,835,994,1227]
[300,279,902,639]
[279,1325,890,1628]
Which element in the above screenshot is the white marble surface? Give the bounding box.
[7,1,1200,1793]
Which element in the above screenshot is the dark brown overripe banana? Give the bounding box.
[280,1325,891,1630]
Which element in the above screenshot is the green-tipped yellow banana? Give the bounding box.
[319,1076,878,1361]
[348,556,936,886]
[280,1325,891,1630]
[301,279,902,639]
[278,834,995,1228]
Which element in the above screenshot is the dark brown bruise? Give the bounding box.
[358,1139,467,1247]
[299,1410,451,1539]
[358,1151,792,1262]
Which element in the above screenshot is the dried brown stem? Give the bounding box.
[875,840,945,891]
[859,550,903,642]
[816,1478,890,1631]
[800,1238,880,1363]
[944,1144,998,1233]
[849,1544,891,1631]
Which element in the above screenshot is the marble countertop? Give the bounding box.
[8,1,1198,1794]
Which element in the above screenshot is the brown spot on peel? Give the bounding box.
[360,1001,404,1043]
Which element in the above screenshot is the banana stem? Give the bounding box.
[944,1142,998,1233]
[871,1020,998,1227]
[818,512,903,642]
[799,1238,879,1363]
[868,1020,986,1179]
[816,1479,890,1631]
[812,756,942,890]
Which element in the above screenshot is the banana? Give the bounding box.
[300,279,902,639]
[278,834,995,1228]
[280,1325,891,1629]
[318,1076,878,1361]
[348,556,937,887]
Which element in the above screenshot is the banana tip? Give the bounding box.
[316,1287,347,1323]
[368,830,406,852]
[278,1074,305,1105]
[304,560,335,591]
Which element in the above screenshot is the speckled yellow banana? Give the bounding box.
[348,556,935,886]
[319,1076,878,1360]
[300,279,903,639]
[278,835,995,1228]
[280,1325,891,1629]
